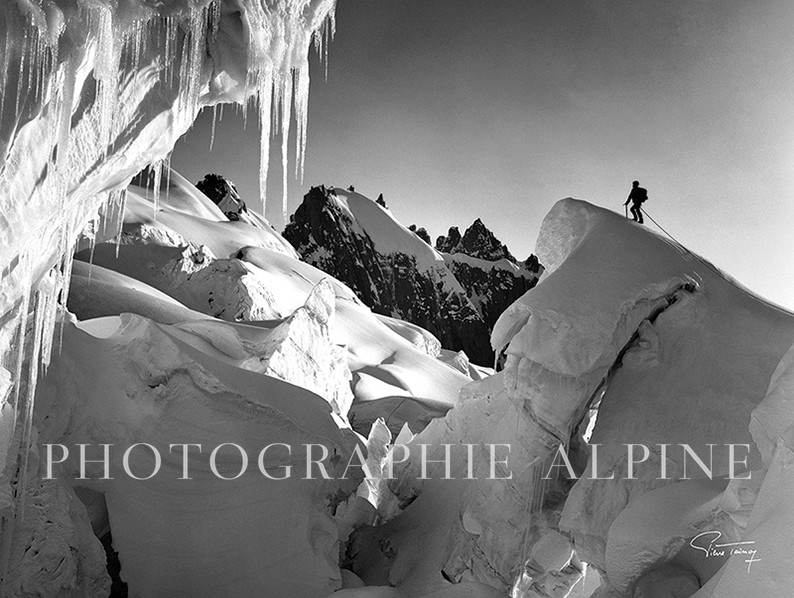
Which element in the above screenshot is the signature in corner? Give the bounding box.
[690,531,761,573]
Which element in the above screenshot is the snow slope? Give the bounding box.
[36,311,362,598]
[85,173,474,415]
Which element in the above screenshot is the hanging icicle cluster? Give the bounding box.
[0,0,336,583]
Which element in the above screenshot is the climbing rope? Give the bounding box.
[639,207,686,248]
[637,206,794,316]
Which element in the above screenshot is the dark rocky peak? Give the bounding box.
[408,224,431,245]
[437,219,515,263]
[195,172,247,221]
[459,218,515,262]
[435,226,462,254]
[522,254,543,274]
[284,185,351,239]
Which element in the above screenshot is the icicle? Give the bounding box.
[40,269,62,370]
[180,5,209,119]
[128,19,146,73]
[241,93,250,131]
[32,30,44,104]
[258,71,273,217]
[54,57,75,185]
[151,159,164,218]
[14,26,30,120]
[86,225,97,283]
[17,284,51,524]
[293,64,310,183]
[8,261,33,442]
[314,10,336,82]
[54,250,76,358]
[163,16,177,88]
[0,18,11,118]
[209,104,218,151]
[113,189,128,258]
[92,6,120,154]
[163,154,173,201]
[25,25,36,102]
[208,0,221,43]
[279,71,293,225]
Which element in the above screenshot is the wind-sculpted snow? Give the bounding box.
[123,172,302,259]
[85,175,473,419]
[489,199,794,596]
[34,311,362,597]
[347,369,586,596]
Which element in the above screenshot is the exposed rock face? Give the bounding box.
[444,253,541,337]
[435,226,462,254]
[408,224,432,245]
[437,218,514,262]
[283,186,541,366]
[195,173,248,221]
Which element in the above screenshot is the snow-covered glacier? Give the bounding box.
[7,175,794,597]
[3,1,794,596]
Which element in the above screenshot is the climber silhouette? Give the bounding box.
[624,180,648,224]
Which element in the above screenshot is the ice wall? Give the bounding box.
[494,199,794,595]
[0,0,335,588]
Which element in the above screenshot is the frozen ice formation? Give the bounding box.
[1,0,336,592]
[495,200,794,596]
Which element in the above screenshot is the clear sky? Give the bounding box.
[172,0,794,310]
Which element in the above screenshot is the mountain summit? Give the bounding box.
[283,186,541,365]
[437,217,515,262]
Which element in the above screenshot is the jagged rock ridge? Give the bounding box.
[283,186,542,365]
[436,218,515,263]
